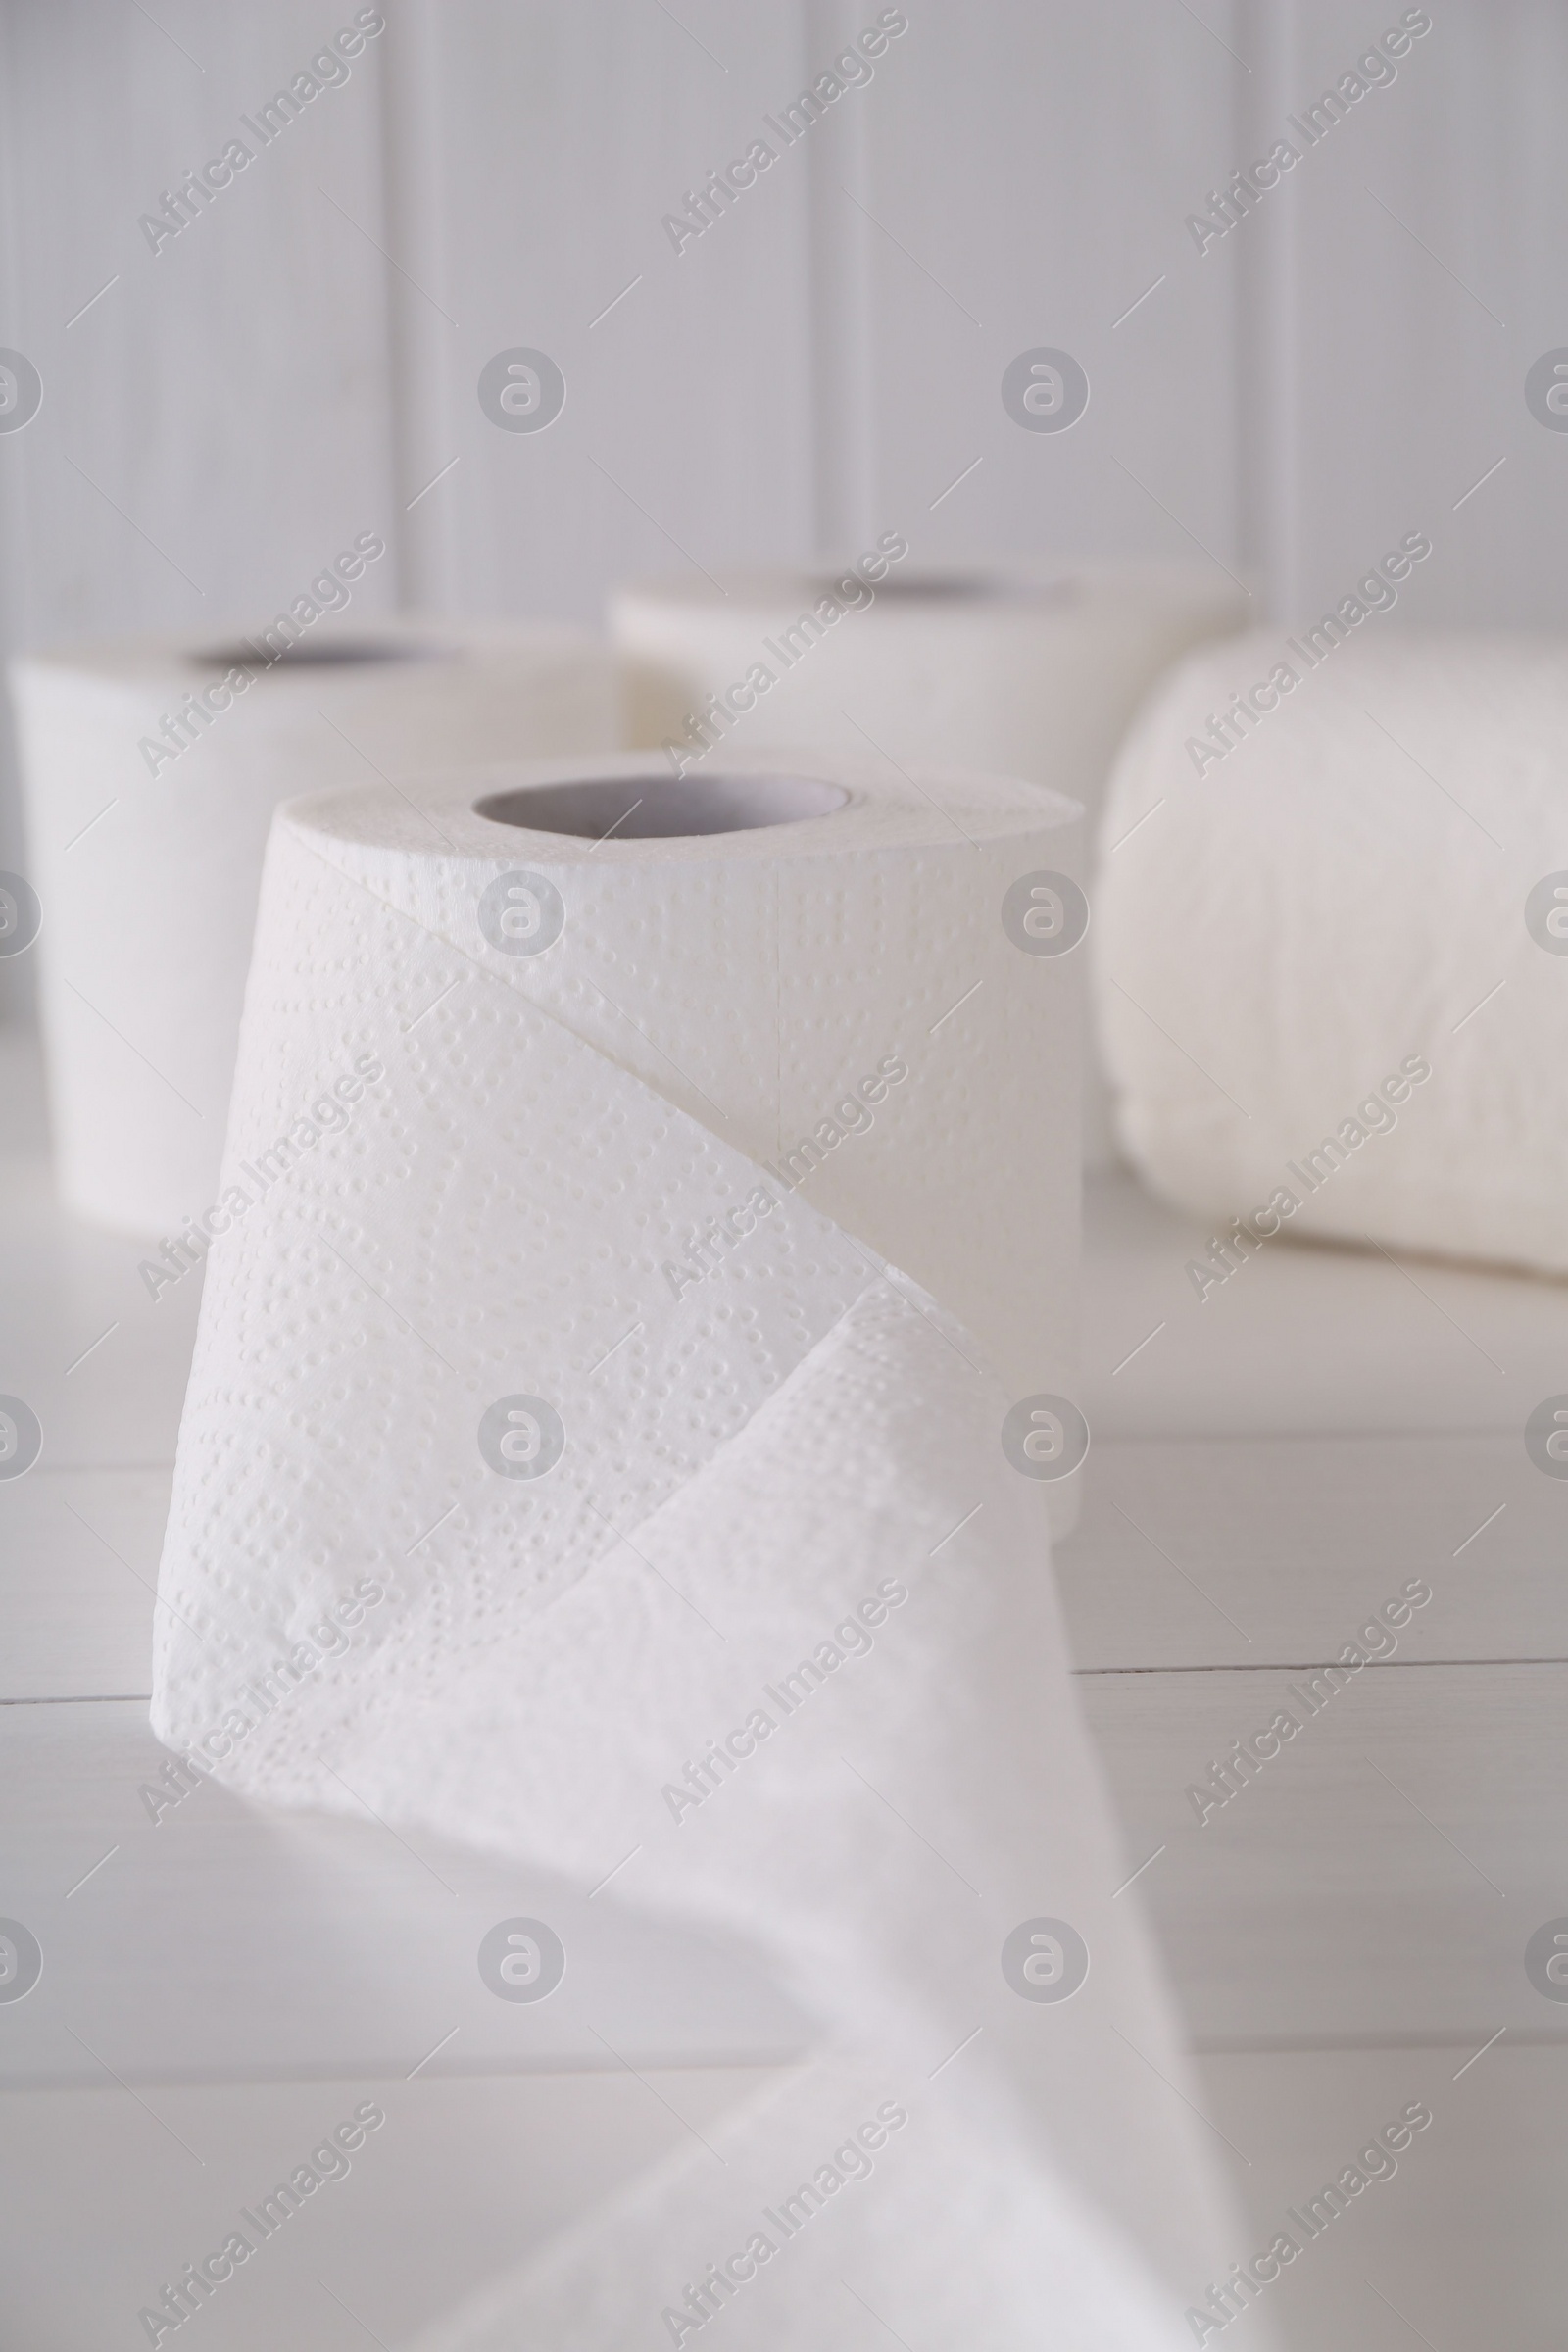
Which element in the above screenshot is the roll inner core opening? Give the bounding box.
[474,771,849,840]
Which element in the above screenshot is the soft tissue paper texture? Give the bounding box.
[1096,627,1568,1279]
[612,562,1249,1167]
[152,754,1260,2349]
[8,617,618,1234]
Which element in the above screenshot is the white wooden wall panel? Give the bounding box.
[408,0,823,620]
[1253,0,1568,626]
[854,0,1249,580]
[0,0,398,646]
[1,3,1562,708]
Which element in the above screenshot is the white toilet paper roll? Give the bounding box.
[1096,627,1568,1276]
[153,755,1255,2341]
[163,750,1085,1484]
[9,618,619,1234]
[612,563,1248,1164]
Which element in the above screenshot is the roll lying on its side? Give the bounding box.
[1095,629,1568,1278]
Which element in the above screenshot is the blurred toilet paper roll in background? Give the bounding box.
[1095,628,1568,1277]
[611,561,1249,1162]
[9,619,619,1235]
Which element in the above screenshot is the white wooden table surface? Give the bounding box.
[4,1020,1565,2347]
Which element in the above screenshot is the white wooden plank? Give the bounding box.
[0,1031,202,1471]
[0,0,399,649]
[416,0,822,624]
[6,1427,1550,1721]
[0,2046,1560,2351]
[1199,2043,1568,2352]
[0,1467,167,1701]
[1081,1168,1568,1442]
[1083,1660,1568,2045]
[10,1034,1568,1696]
[854,0,1247,582]
[5,1434,1551,1705]
[4,1656,1562,2081]
[0,1701,808,2088]
[1252,0,1568,626]
[0,2067,778,2352]
[1061,1433,1556,1672]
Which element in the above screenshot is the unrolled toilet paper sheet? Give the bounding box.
[152,756,1262,2347]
